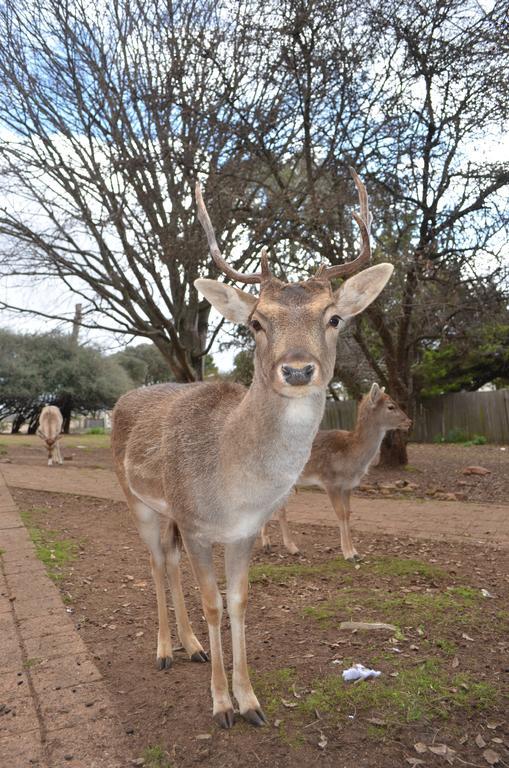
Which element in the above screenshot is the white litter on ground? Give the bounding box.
[342,664,382,682]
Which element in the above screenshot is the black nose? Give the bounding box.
[281,363,315,386]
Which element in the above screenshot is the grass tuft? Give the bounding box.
[20,509,76,581]
[143,745,173,768]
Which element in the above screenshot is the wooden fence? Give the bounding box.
[320,389,509,443]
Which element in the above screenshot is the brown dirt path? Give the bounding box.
[2,463,509,549]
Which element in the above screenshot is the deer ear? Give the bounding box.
[333,263,393,319]
[369,382,383,403]
[195,279,257,324]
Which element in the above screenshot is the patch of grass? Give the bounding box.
[434,638,457,655]
[143,745,173,768]
[253,667,297,717]
[250,555,444,585]
[300,660,496,725]
[85,427,106,435]
[249,557,351,584]
[302,584,482,629]
[20,509,76,581]
[370,557,446,580]
[23,658,41,669]
[0,548,4,557]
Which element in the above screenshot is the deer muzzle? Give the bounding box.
[281,363,316,387]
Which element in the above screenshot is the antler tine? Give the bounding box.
[195,182,265,285]
[318,167,372,281]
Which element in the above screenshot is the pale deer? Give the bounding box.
[261,383,411,560]
[37,405,64,466]
[111,170,394,729]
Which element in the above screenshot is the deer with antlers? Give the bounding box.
[111,169,393,729]
[261,383,411,560]
[37,405,64,466]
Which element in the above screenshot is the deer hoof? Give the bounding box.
[287,545,300,555]
[214,708,235,729]
[262,543,272,553]
[242,708,268,727]
[156,656,173,670]
[191,650,209,663]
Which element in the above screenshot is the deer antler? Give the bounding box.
[316,167,373,281]
[195,182,271,284]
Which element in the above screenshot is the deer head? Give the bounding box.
[366,383,412,431]
[195,169,393,397]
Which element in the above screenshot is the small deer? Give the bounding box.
[37,405,64,466]
[111,170,393,729]
[261,383,411,560]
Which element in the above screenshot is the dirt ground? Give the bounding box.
[2,435,507,504]
[11,485,509,768]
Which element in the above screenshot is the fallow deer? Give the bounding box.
[37,404,64,466]
[261,383,411,559]
[111,170,394,729]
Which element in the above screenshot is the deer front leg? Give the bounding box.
[327,487,360,562]
[225,537,267,727]
[277,506,299,554]
[184,537,233,729]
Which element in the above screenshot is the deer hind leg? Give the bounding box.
[225,537,266,727]
[183,535,233,729]
[277,506,299,555]
[55,441,63,464]
[260,521,271,552]
[133,500,173,669]
[327,487,360,562]
[162,522,208,663]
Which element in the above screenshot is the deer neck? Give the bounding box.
[350,416,386,466]
[222,374,326,495]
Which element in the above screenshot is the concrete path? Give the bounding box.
[0,471,130,768]
[3,463,509,549]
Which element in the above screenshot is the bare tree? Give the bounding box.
[0,0,274,380]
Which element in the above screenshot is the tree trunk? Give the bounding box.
[58,397,73,433]
[380,429,409,466]
[11,413,25,433]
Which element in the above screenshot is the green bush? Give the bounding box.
[86,427,106,435]
[433,429,487,445]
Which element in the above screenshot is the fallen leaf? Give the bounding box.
[292,684,302,699]
[281,699,298,709]
[135,631,144,638]
[274,719,282,728]
[483,749,500,765]
[195,734,212,741]
[487,722,501,730]
[452,656,460,669]
[462,633,474,642]
[476,734,487,749]
[406,760,425,767]
[367,718,386,727]
[318,732,327,750]
[459,734,468,745]
[414,742,428,754]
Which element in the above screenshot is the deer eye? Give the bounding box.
[251,319,262,332]
[329,315,341,328]
[387,404,395,410]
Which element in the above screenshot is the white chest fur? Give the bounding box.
[217,394,323,543]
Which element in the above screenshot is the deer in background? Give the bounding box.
[111,169,394,729]
[261,383,411,560]
[37,405,64,466]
